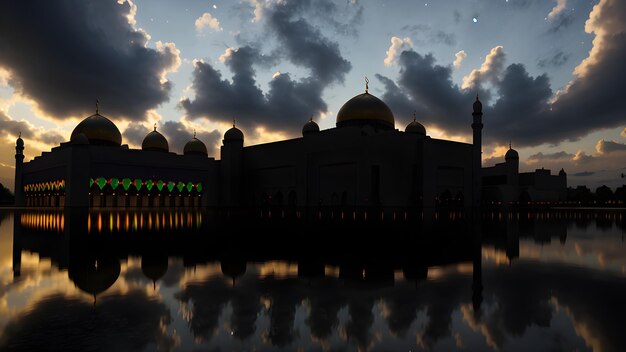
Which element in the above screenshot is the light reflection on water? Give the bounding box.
[0,209,624,351]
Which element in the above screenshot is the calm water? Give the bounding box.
[0,209,624,352]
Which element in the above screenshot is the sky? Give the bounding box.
[0,0,625,191]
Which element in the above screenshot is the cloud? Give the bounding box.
[181,0,354,135]
[401,24,456,46]
[537,50,570,68]
[572,171,595,177]
[595,139,626,154]
[621,128,626,138]
[548,11,575,33]
[462,46,506,89]
[195,12,222,33]
[384,37,413,67]
[453,50,467,69]
[548,0,568,20]
[526,151,573,164]
[378,0,626,149]
[0,110,64,146]
[0,1,180,121]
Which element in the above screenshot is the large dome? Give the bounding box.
[142,126,169,152]
[71,113,122,146]
[336,92,395,130]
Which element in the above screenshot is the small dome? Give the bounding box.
[224,125,244,142]
[336,92,395,130]
[505,148,519,160]
[302,118,319,135]
[184,135,208,156]
[16,135,24,148]
[71,112,122,146]
[71,133,89,145]
[405,115,426,136]
[142,126,169,152]
[473,96,483,114]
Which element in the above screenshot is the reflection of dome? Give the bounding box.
[302,118,319,136]
[473,96,482,114]
[69,256,121,298]
[184,132,208,156]
[224,126,244,142]
[71,113,122,146]
[141,255,168,286]
[71,133,89,145]
[221,259,246,286]
[142,126,169,152]
[336,92,395,130]
[405,116,426,136]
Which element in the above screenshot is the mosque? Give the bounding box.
[13,84,565,209]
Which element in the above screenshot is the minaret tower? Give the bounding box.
[472,96,483,207]
[14,133,25,206]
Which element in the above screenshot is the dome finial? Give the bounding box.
[153,123,157,131]
[476,93,479,101]
[18,131,21,138]
[365,76,369,93]
[96,99,99,114]
[509,140,512,149]
[193,129,196,138]
[413,110,417,122]
[233,119,236,128]
[309,115,313,122]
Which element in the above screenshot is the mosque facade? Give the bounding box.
[13,86,565,209]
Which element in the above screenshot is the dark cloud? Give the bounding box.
[377,0,626,148]
[527,151,573,162]
[181,0,354,135]
[537,50,570,68]
[122,123,151,147]
[596,140,626,154]
[0,111,64,146]
[573,171,595,177]
[548,12,575,33]
[401,24,456,46]
[0,1,179,121]
[0,291,176,352]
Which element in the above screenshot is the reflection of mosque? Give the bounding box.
[8,210,626,350]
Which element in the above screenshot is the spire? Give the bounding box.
[509,140,512,149]
[18,131,21,138]
[233,119,236,128]
[193,129,196,138]
[309,115,313,122]
[413,110,417,122]
[154,123,157,131]
[365,76,369,93]
[96,99,99,114]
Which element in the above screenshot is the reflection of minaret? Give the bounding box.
[12,212,22,278]
[472,215,483,317]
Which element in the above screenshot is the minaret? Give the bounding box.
[220,120,244,207]
[472,96,483,207]
[14,133,25,206]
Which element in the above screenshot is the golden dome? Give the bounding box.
[405,120,426,135]
[184,136,208,156]
[142,126,169,152]
[336,92,395,129]
[71,113,122,146]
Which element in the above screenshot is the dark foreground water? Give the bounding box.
[0,209,624,352]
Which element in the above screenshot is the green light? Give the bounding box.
[196,183,203,192]
[122,178,131,191]
[89,178,94,187]
[146,179,154,191]
[110,178,120,190]
[156,180,164,192]
[186,182,193,192]
[177,181,184,192]
[96,177,107,190]
[134,178,142,191]
[167,181,175,193]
